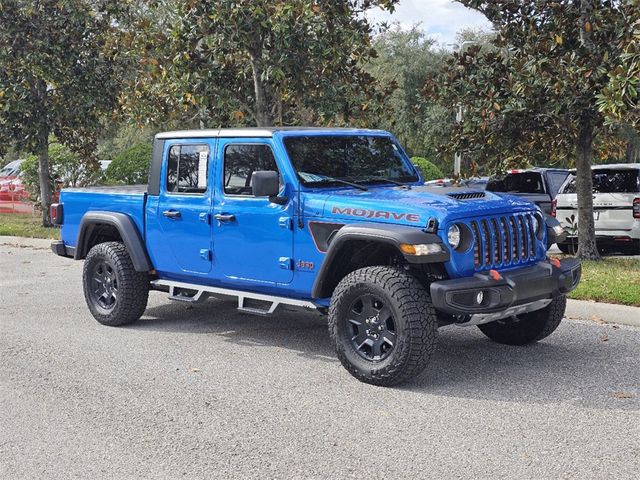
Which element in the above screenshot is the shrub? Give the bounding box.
[411,156,444,181]
[20,144,102,202]
[106,143,152,185]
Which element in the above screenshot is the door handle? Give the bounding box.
[163,210,182,219]
[214,213,236,222]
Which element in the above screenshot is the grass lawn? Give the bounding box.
[569,258,640,307]
[0,213,59,239]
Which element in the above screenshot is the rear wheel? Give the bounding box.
[478,295,566,345]
[83,242,149,326]
[328,266,437,386]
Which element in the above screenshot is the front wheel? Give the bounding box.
[83,242,149,326]
[478,295,566,345]
[328,266,437,386]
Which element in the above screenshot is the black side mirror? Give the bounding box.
[251,170,287,204]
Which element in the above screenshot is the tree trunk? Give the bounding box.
[249,51,274,127]
[574,116,599,260]
[625,140,639,163]
[37,126,53,227]
[35,80,53,227]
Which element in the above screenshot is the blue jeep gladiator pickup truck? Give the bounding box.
[51,128,580,385]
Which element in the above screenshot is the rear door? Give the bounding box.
[154,139,214,274]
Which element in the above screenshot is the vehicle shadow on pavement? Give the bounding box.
[133,297,639,408]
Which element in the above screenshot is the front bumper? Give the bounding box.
[430,258,581,316]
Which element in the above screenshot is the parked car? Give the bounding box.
[553,163,640,254]
[51,128,578,386]
[486,168,570,215]
[0,159,29,202]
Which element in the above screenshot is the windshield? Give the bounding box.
[0,160,21,177]
[283,135,419,187]
[486,172,545,194]
[562,169,640,194]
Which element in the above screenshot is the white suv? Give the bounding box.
[553,163,640,254]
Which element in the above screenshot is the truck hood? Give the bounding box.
[305,186,539,227]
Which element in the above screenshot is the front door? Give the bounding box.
[156,140,213,275]
[212,139,294,285]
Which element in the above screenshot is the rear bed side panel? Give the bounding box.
[59,187,147,251]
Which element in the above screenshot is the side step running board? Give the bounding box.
[152,279,318,316]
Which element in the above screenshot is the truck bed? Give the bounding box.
[59,185,147,248]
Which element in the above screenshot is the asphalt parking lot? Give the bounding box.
[1,241,639,479]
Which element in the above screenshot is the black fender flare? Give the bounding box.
[311,223,449,299]
[75,211,152,272]
[544,214,567,249]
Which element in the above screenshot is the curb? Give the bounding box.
[0,235,54,250]
[566,299,640,328]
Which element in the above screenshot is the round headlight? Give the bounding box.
[531,215,540,235]
[447,224,461,249]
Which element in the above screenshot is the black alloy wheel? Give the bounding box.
[347,294,397,361]
[90,260,118,311]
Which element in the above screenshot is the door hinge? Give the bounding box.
[199,212,211,224]
[279,217,293,230]
[200,249,211,261]
[279,257,293,270]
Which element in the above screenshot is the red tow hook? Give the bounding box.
[548,257,561,268]
[489,269,502,281]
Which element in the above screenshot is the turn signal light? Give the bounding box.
[399,243,444,256]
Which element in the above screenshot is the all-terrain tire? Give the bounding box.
[328,266,437,386]
[478,295,566,346]
[557,243,572,254]
[83,242,149,326]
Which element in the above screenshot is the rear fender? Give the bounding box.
[75,211,152,272]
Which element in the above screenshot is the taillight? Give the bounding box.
[634,198,640,219]
[551,199,557,218]
[50,203,63,225]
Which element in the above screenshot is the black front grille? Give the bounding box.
[470,212,540,270]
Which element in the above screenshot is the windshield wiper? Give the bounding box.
[308,176,368,191]
[358,176,412,189]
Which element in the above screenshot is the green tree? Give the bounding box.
[411,157,444,181]
[597,3,640,124]
[0,0,124,225]
[426,0,638,259]
[366,25,452,170]
[106,143,152,184]
[124,0,399,128]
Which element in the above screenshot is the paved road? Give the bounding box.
[1,242,639,479]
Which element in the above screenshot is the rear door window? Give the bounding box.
[166,144,210,194]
